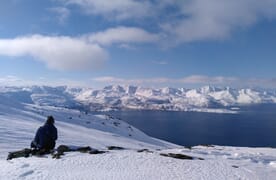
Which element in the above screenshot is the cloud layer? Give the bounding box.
[48,7,70,24]
[1,75,275,88]
[0,25,160,71]
[162,0,276,43]
[60,0,276,44]
[0,35,108,71]
[62,0,153,20]
[2,0,276,73]
[92,75,276,88]
[87,26,160,46]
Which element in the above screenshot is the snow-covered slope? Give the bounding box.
[0,87,276,179]
[1,85,276,113]
[0,104,174,158]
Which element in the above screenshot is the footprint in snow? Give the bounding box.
[19,170,34,178]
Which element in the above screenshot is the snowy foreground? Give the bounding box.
[0,101,276,179]
[2,146,276,180]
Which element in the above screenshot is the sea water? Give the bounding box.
[107,104,276,147]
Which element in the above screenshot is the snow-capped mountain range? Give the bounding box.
[1,85,276,113]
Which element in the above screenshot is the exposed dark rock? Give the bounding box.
[184,146,193,150]
[57,145,70,153]
[89,149,107,154]
[77,146,92,153]
[137,149,153,153]
[107,146,124,150]
[160,153,194,160]
[52,153,62,159]
[232,165,239,168]
[7,148,54,160]
[53,145,70,159]
[200,144,215,147]
[52,145,93,159]
[128,126,134,131]
[113,122,120,126]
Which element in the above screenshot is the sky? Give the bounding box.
[0,0,276,88]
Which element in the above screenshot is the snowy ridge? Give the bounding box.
[1,85,276,113]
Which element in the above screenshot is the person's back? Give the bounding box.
[31,116,58,152]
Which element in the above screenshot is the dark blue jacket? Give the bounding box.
[34,124,58,150]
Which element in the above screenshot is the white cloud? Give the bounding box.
[0,27,160,71]
[0,35,108,71]
[0,75,90,87]
[61,0,153,20]
[60,0,276,44]
[162,0,276,43]
[92,76,237,85]
[86,26,159,46]
[92,76,170,84]
[48,7,70,24]
[0,76,23,86]
[179,75,238,84]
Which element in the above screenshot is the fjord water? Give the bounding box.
[108,104,276,147]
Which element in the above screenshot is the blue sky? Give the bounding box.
[0,0,276,88]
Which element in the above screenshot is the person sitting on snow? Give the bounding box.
[31,116,58,153]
